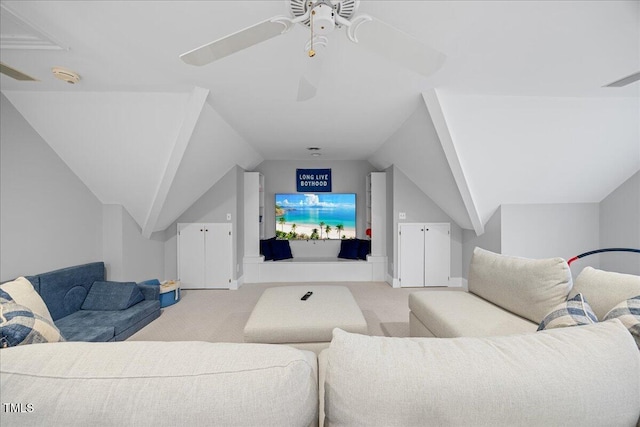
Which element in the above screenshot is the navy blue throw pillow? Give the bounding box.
[338,239,360,260]
[357,239,371,260]
[270,239,293,261]
[260,237,277,261]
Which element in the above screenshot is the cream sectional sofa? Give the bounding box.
[410,247,640,338]
[2,321,639,426]
[2,248,639,426]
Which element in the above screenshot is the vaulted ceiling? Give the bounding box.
[1,1,638,236]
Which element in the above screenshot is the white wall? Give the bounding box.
[501,203,600,277]
[122,208,165,282]
[155,102,262,231]
[0,93,103,281]
[391,166,463,279]
[103,204,124,280]
[369,100,471,230]
[385,166,395,276]
[462,207,502,279]
[164,166,239,280]
[3,90,191,229]
[103,204,164,282]
[437,93,640,226]
[255,159,377,245]
[599,171,640,275]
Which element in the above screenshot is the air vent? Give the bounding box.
[0,62,37,81]
[604,71,640,88]
[289,0,359,28]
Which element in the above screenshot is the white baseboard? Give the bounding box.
[448,277,463,288]
[449,277,468,291]
[232,276,243,290]
[386,274,400,288]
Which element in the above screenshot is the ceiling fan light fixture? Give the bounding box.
[52,66,80,84]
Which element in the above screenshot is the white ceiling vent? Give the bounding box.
[52,67,80,84]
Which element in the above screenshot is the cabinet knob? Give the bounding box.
[200,229,203,232]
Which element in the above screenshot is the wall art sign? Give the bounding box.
[296,168,332,192]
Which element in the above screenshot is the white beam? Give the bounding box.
[422,90,485,236]
[142,87,209,238]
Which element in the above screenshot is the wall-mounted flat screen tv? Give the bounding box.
[275,193,356,240]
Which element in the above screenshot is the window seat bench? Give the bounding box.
[243,256,386,283]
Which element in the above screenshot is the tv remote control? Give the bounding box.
[301,291,313,301]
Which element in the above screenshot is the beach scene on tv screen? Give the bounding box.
[275,193,356,240]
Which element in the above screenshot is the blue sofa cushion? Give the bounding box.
[35,262,105,321]
[81,281,144,311]
[57,300,160,339]
[338,239,360,260]
[58,325,115,342]
[271,240,293,261]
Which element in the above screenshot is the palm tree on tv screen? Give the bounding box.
[325,224,332,239]
[278,216,285,232]
[319,221,325,239]
[336,224,344,239]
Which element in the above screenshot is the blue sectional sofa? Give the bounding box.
[25,262,160,342]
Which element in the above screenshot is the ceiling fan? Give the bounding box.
[180,0,445,100]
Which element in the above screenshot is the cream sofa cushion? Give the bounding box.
[323,322,640,427]
[1,341,318,426]
[570,266,640,320]
[468,247,572,323]
[409,291,537,337]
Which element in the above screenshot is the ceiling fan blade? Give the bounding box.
[180,17,292,66]
[0,62,38,81]
[297,46,325,102]
[347,16,445,77]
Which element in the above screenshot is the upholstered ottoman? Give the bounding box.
[244,285,368,353]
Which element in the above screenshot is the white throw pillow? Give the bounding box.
[0,277,54,323]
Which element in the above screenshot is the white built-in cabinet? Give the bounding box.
[243,172,264,259]
[366,172,386,257]
[398,223,450,287]
[177,223,232,289]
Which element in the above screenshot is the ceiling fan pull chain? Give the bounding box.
[309,9,316,57]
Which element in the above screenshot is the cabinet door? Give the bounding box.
[204,223,233,289]
[399,224,425,287]
[178,223,205,289]
[424,223,450,287]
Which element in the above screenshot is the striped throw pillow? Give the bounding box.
[1,300,65,348]
[537,293,598,331]
[604,295,640,349]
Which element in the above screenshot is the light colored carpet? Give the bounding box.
[128,282,459,342]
